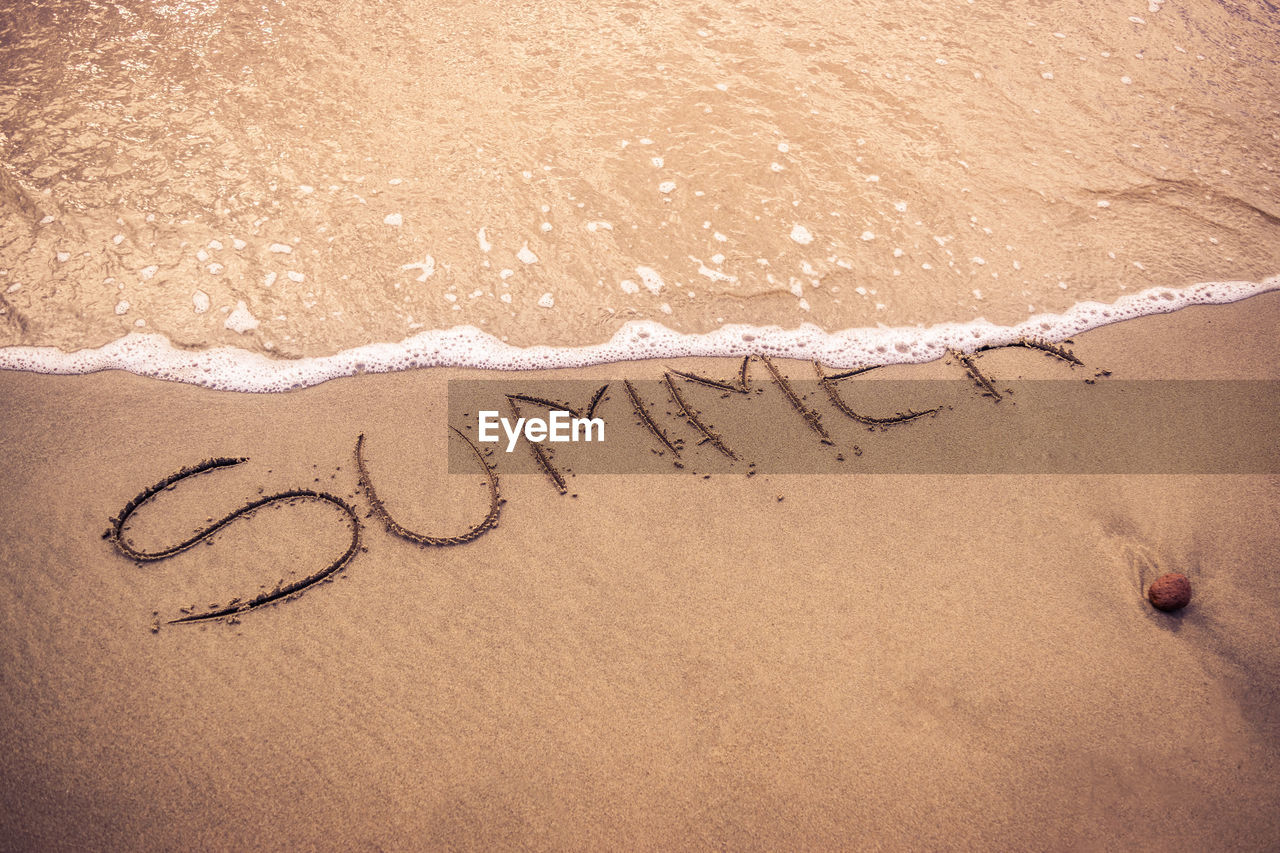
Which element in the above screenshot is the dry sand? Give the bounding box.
[2,293,1279,850]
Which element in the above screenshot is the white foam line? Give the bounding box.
[0,277,1275,392]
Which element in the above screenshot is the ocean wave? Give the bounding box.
[0,277,1275,392]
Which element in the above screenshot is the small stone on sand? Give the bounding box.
[1148,572,1191,612]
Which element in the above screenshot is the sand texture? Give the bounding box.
[2,294,1279,850]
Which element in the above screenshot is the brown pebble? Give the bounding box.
[1148,572,1192,612]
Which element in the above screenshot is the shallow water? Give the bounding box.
[1,0,1278,363]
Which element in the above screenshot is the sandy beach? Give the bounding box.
[3,0,1279,847]
[1,292,1278,849]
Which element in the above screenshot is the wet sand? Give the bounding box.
[4,0,1280,354]
[2,293,1279,850]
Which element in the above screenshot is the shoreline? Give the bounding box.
[0,276,1275,390]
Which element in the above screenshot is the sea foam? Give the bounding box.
[0,277,1274,392]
